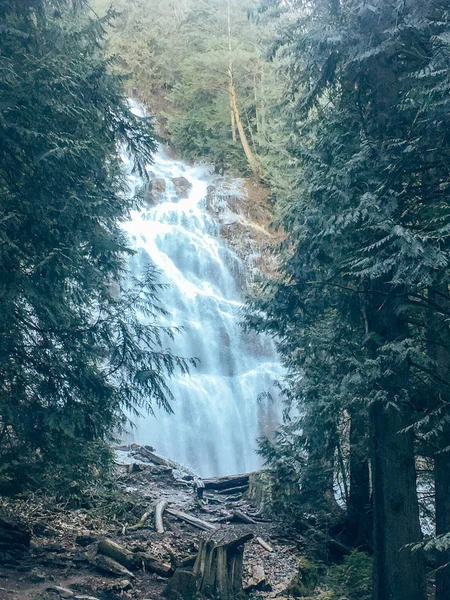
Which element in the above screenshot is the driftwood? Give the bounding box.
[203,473,251,491]
[155,500,168,533]
[166,508,217,532]
[164,531,253,600]
[256,537,274,552]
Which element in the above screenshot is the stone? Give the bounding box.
[30,569,46,583]
[172,177,192,199]
[45,586,74,598]
[143,178,166,205]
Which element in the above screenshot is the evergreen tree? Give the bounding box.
[0,0,193,493]
[250,1,450,598]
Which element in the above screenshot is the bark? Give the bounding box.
[229,80,260,177]
[435,449,450,599]
[365,290,426,600]
[428,287,450,600]
[166,508,217,531]
[155,499,168,534]
[347,409,372,549]
[371,401,426,600]
[203,473,251,491]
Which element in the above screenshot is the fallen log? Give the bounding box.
[135,552,173,577]
[131,444,174,468]
[256,537,274,552]
[98,539,136,570]
[216,485,249,496]
[97,538,172,577]
[155,500,168,534]
[166,508,217,532]
[203,473,252,491]
[94,554,135,579]
[231,510,257,525]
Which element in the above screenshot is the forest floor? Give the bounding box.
[0,446,306,600]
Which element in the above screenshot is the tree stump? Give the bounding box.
[164,530,253,600]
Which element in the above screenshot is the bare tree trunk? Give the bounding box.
[227,0,260,177]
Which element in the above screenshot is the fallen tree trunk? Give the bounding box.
[256,537,273,553]
[130,444,175,468]
[97,538,172,577]
[231,510,257,525]
[216,485,249,496]
[203,473,252,491]
[155,500,168,533]
[94,554,135,579]
[166,508,217,532]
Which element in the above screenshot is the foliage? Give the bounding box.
[0,0,193,493]
[92,0,282,174]
[247,0,450,595]
[326,551,372,600]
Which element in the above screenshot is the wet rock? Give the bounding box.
[143,178,166,205]
[172,177,192,199]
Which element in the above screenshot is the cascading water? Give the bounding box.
[121,106,282,478]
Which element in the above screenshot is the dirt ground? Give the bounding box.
[0,446,301,600]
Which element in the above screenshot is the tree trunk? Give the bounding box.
[435,448,450,600]
[347,409,372,549]
[428,286,450,600]
[227,0,260,177]
[365,291,426,600]
[370,400,426,600]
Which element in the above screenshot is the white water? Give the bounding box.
[121,108,282,477]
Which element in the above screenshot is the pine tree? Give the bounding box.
[250,1,450,597]
[0,0,193,493]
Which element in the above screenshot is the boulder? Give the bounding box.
[143,178,166,205]
[172,176,192,199]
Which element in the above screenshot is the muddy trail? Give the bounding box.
[0,446,302,600]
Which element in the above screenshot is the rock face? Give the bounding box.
[172,176,192,199]
[205,179,282,283]
[143,178,166,205]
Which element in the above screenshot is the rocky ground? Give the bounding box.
[0,446,301,600]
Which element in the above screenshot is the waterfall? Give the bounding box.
[121,106,282,477]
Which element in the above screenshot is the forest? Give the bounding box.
[0,0,449,599]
